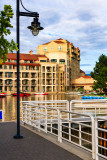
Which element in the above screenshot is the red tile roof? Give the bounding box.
[6,53,48,61]
[81,76,92,78]
[57,38,63,40]
[70,43,73,46]
[2,62,41,66]
[54,40,64,44]
[43,42,50,45]
[80,69,85,73]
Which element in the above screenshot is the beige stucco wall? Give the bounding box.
[72,76,95,91]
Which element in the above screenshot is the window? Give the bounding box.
[14,60,17,62]
[0,65,2,69]
[4,65,7,69]
[40,60,46,62]
[30,61,33,63]
[5,86,7,91]
[8,59,10,62]
[8,72,12,77]
[5,80,7,84]
[33,66,35,70]
[21,66,23,70]
[67,68,69,72]
[59,59,65,64]
[44,47,47,51]
[51,59,57,62]
[58,46,62,50]
[36,66,39,70]
[9,65,12,69]
[24,60,28,63]
[9,80,12,84]
[9,86,12,91]
[5,72,7,77]
[26,66,29,70]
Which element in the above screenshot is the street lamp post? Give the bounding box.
[14,0,43,139]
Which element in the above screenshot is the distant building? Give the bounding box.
[72,75,95,91]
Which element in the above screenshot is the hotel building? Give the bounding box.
[37,38,80,91]
[0,38,80,93]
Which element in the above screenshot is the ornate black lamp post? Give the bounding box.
[14,0,43,139]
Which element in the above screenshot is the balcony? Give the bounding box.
[47,75,52,79]
[31,83,36,85]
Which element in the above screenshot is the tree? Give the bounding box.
[0,5,17,63]
[91,54,107,92]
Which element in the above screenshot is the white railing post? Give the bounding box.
[58,109,62,143]
[70,101,73,120]
[29,108,32,126]
[38,107,40,132]
[79,124,82,146]
[45,107,47,133]
[69,120,71,141]
[91,116,96,160]
[67,101,69,120]
[25,104,27,124]
[95,118,99,160]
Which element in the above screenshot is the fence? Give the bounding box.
[70,100,107,117]
[21,100,96,159]
[21,100,107,160]
[95,117,107,160]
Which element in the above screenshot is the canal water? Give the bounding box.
[0,94,81,122]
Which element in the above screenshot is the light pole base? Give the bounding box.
[13,134,23,139]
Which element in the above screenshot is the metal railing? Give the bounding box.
[70,100,107,117]
[21,100,107,160]
[95,117,107,160]
[21,100,96,159]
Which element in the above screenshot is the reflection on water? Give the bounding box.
[0,94,81,122]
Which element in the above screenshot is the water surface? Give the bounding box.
[0,94,81,122]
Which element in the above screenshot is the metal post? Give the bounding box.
[14,0,23,139]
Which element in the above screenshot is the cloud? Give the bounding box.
[80,64,91,67]
[1,0,107,74]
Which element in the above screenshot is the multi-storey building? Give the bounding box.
[37,38,80,90]
[0,51,58,93]
[0,38,80,93]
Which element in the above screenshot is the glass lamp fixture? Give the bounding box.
[28,17,44,36]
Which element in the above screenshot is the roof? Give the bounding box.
[57,38,63,40]
[6,53,48,61]
[78,75,92,79]
[80,69,85,73]
[54,40,64,44]
[2,62,41,66]
[42,42,50,45]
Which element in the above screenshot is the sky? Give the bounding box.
[0,0,107,74]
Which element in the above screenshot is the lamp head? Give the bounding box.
[28,17,44,36]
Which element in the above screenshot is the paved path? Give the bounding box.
[0,122,82,160]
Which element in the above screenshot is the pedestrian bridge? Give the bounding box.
[21,100,107,160]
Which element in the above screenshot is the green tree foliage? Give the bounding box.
[0,5,18,63]
[91,54,107,91]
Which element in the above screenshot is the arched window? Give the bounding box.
[44,47,47,51]
[58,46,62,50]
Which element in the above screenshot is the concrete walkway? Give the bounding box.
[0,122,82,160]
